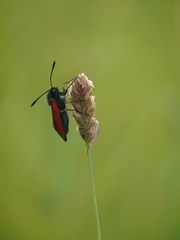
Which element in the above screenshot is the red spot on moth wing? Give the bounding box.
[50,100,66,139]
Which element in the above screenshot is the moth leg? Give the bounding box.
[66,100,85,104]
[60,108,74,113]
[63,77,77,86]
[60,108,82,114]
[63,77,78,95]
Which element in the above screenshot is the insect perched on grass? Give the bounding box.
[31,61,76,141]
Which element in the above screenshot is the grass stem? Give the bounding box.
[86,145,102,240]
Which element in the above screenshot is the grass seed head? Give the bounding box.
[68,73,99,148]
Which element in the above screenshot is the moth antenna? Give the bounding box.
[50,61,56,87]
[31,89,49,107]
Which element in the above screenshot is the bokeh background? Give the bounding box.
[0,0,179,239]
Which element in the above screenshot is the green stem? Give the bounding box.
[86,144,102,240]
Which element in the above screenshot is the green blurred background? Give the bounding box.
[0,0,179,239]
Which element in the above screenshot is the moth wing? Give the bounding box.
[50,100,67,141]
